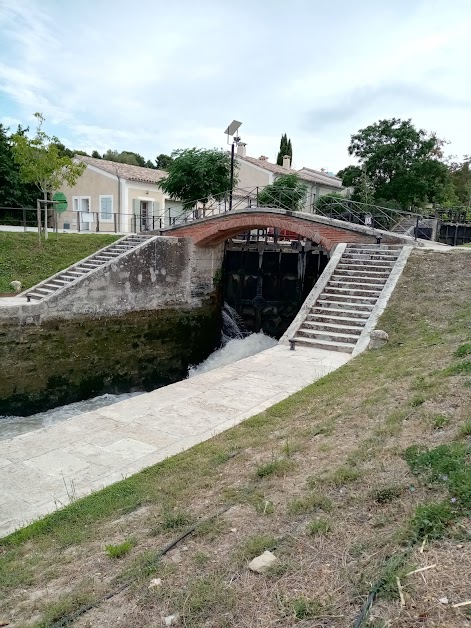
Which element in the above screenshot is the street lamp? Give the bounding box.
[224,120,242,211]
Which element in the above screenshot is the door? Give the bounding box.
[73,197,92,231]
[140,201,150,231]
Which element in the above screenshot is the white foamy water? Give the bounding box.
[188,332,277,377]
[188,303,277,377]
[0,392,142,441]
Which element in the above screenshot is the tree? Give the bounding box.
[11,113,86,239]
[155,153,174,170]
[159,148,235,210]
[91,150,102,159]
[276,133,293,166]
[257,174,307,211]
[448,156,471,206]
[345,118,450,208]
[0,124,36,209]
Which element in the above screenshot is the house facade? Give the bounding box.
[234,144,345,211]
[58,157,183,233]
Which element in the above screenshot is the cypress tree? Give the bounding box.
[276,133,293,166]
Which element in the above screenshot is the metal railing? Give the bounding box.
[3,192,470,238]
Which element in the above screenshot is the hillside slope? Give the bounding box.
[0,233,119,293]
[1,249,471,628]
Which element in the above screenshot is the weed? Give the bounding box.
[316,465,361,487]
[255,458,295,478]
[447,360,471,376]
[409,501,454,541]
[179,575,236,624]
[372,485,404,504]
[195,515,229,539]
[160,509,193,531]
[255,499,275,515]
[455,343,471,358]
[410,394,426,407]
[404,443,468,482]
[375,554,413,601]
[311,421,335,437]
[287,492,332,515]
[237,534,278,561]
[307,517,331,536]
[428,414,451,430]
[290,597,326,619]
[458,419,471,438]
[36,589,96,627]
[105,539,135,559]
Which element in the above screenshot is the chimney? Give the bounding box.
[259,155,268,161]
[283,155,291,169]
[237,142,247,157]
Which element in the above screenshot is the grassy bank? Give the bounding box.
[1,250,471,627]
[0,232,119,292]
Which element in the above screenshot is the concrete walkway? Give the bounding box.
[0,345,350,537]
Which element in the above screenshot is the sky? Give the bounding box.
[0,0,470,173]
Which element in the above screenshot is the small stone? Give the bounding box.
[148,578,162,589]
[10,281,21,293]
[368,329,389,350]
[169,549,182,563]
[248,550,278,574]
[0,621,10,627]
[164,614,179,626]
[230,528,237,533]
[439,597,449,605]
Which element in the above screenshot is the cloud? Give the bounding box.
[304,82,471,128]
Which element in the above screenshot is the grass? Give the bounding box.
[0,232,119,292]
[105,539,135,559]
[1,250,471,627]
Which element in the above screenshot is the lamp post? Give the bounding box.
[224,120,242,211]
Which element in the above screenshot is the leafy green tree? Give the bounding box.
[258,174,307,211]
[448,156,471,206]
[346,118,450,208]
[0,124,36,209]
[159,148,235,210]
[11,113,86,239]
[276,133,293,166]
[155,153,174,170]
[91,150,102,159]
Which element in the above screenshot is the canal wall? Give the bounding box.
[0,237,225,415]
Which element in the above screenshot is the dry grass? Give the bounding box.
[1,249,471,628]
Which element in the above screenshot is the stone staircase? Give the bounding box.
[292,244,404,353]
[24,234,153,301]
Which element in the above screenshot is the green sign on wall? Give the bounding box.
[52,191,68,213]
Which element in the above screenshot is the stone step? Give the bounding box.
[330,275,387,286]
[79,264,100,269]
[316,299,374,312]
[337,262,394,271]
[306,312,368,326]
[61,274,80,281]
[42,283,61,291]
[320,292,378,303]
[302,320,363,334]
[341,256,397,266]
[35,287,55,294]
[334,268,390,278]
[324,285,382,296]
[292,336,354,353]
[298,327,359,344]
[343,250,400,258]
[48,279,69,286]
[25,292,44,300]
[346,244,403,250]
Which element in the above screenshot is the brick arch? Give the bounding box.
[161,210,377,252]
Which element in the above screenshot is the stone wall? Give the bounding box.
[0,237,225,415]
[0,301,220,416]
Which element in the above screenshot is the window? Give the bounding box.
[72,196,91,212]
[99,195,113,220]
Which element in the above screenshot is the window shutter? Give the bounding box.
[133,199,140,215]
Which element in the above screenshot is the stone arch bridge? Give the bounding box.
[158,207,410,252]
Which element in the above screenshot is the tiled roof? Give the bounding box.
[236,154,294,175]
[76,156,167,185]
[297,167,343,188]
[237,155,343,188]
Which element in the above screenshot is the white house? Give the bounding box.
[234,144,345,211]
[58,156,183,233]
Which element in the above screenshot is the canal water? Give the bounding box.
[0,304,276,440]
